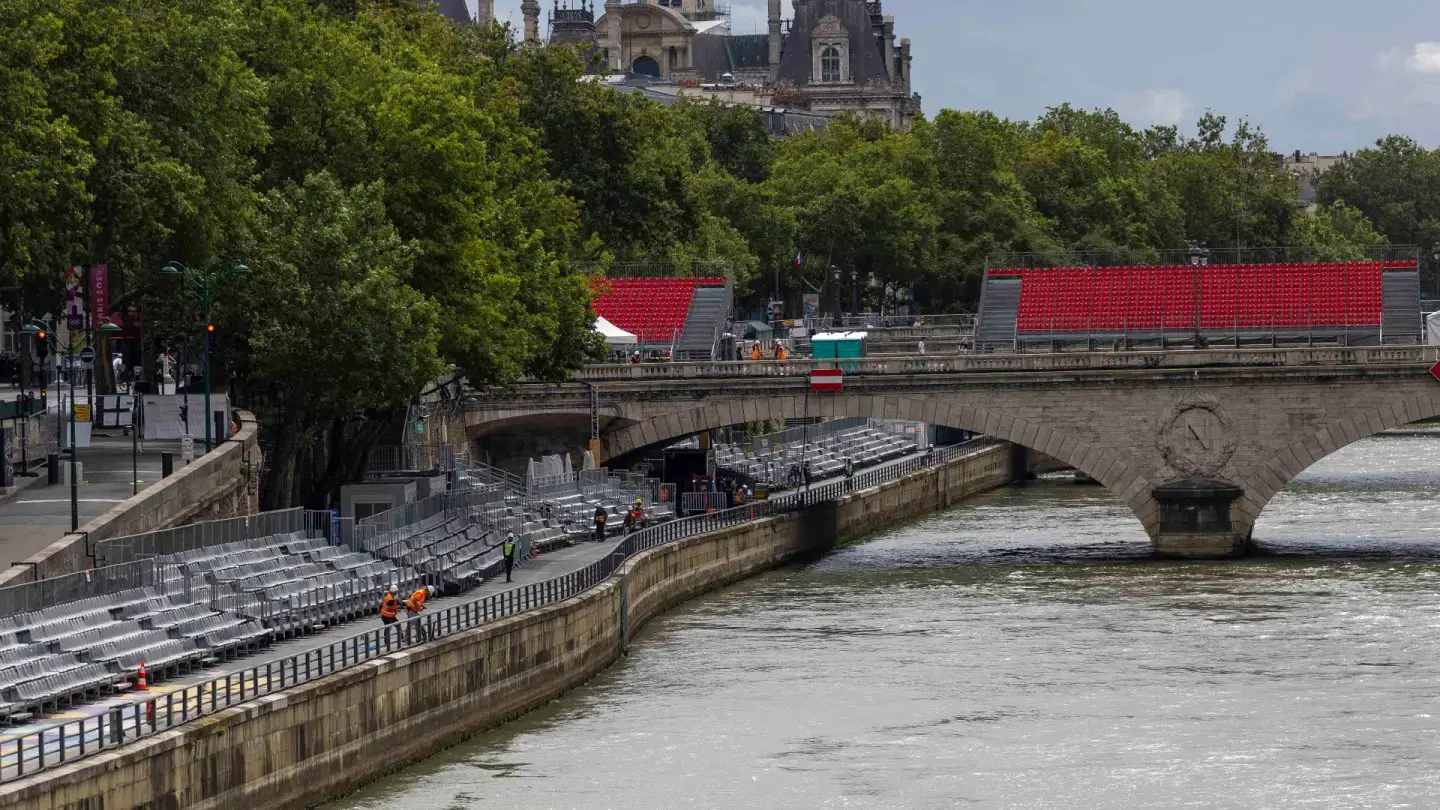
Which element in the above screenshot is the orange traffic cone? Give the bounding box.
[136,660,149,691]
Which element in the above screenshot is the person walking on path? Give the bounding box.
[379,591,400,626]
[593,506,608,541]
[503,533,517,582]
[844,457,855,491]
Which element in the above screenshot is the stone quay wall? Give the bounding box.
[0,444,1012,810]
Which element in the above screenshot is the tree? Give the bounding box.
[1315,136,1440,289]
[236,172,442,509]
[1285,200,1388,260]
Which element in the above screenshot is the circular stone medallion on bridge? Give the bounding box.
[1157,395,1237,478]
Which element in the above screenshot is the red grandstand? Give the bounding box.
[975,259,1421,348]
[591,276,729,353]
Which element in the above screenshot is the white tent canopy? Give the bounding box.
[595,316,637,345]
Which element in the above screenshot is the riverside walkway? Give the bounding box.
[0,443,983,780]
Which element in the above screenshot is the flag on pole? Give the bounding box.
[794,251,803,268]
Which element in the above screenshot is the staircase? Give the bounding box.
[974,276,1022,348]
[676,285,729,360]
[1382,270,1421,344]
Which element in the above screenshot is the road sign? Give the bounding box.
[78,346,96,366]
[67,312,84,331]
[1431,360,1440,383]
[810,368,843,392]
[73,403,91,423]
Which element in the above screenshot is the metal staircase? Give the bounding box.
[1382,270,1421,344]
[974,276,1022,348]
[676,284,730,360]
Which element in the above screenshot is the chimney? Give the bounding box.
[899,37,911,96]
[475,0,494,24]
[882,15,895,80]
[768,0,782,82]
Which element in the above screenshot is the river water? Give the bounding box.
[331,432,1440,809]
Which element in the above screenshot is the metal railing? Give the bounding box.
[571,345,1440,381]
[0,438,1004,781]
[0,560,166,619]
[95,509,313,567]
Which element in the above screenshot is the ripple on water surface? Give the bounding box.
[330,433,1440,809]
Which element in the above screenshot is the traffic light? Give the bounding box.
[34,331,48,359]
[206,324,215,333]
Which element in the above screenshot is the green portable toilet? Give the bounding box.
[811,331,868,359]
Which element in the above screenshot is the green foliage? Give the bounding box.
[0,0,1423,504]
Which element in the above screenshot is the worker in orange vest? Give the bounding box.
[750,343,761,361]
[404,585,435,642]
[379,591,400,626]
[774,343,788,360]
[405,586,432,617]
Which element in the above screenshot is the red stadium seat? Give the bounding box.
[999,260,1389,337]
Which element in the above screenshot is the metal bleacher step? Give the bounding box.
[975,276,1021,347]
[1382,270,1421,344]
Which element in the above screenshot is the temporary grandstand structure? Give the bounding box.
[974,259,1422,350]
[590,272,732,359]
[594,316,636,346]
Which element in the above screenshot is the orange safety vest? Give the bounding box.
[751,345,761,360]
[405,589,427,614]
[380,594,399,620]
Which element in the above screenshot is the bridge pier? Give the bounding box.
[1150,477,1247,559]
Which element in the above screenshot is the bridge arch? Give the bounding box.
[603,393,1158,536]
[1237,392,1440,539]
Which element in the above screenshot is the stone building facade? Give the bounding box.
[448,0,919,129]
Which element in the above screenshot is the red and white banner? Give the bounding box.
[810,368,843,392]
[89,264,109,327]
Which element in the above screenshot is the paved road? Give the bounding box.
[0,429,184,565]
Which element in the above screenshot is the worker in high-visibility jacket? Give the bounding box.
[403,585,435,643]
[379,591,400,625]
[503,533,517,583]
[405,586,433,617]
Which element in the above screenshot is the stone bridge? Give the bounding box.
[459,346,1440,557]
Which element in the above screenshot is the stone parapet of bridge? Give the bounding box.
[464,346,1440,557]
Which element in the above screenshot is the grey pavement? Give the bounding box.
[0,426,183,564]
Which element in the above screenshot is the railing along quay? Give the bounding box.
[0,438,1003,782]
[573,346,1440,382]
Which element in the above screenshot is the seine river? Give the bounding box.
[331,432,1440,809]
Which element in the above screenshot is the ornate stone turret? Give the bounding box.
[604,0,622,72]
[522,0,541,43]
[475,0,494,24]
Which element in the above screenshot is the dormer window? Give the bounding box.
[811,15,850,84]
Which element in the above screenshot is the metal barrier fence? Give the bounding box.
[0,438,1004,781]
[352,487,508,555]
[0,560,166,620]
[94,509,314,567]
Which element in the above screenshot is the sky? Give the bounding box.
[472,0,1440,154]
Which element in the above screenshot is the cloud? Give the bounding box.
[1111,88,1195,127]
[727,2,769,35]
[1408,42,1440,73]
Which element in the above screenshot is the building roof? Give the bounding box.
[779,0,891,88]
[428,0,472,23]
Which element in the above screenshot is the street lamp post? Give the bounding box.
[161,261,247,453]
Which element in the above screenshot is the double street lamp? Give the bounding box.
[21,317,120,531]
[160,261,247,453]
